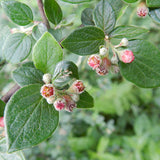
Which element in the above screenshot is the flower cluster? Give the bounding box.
[40,74,85,112]
[87,38,135,76]
[137,2,149,18]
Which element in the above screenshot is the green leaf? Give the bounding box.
[32,23,47,41]
[149,8,160,24]
[12,66,44,87]
[61,26,105,55]
[33,32,63,74]
[44,0,62,25]
[60,0,91,4]
[77,91,94,108]
[1,1,33,26]
[3,33,32,64]
[81,8,95,26]
[53,61,79,89]
[120,40,160,88]
[0,138,25,160]
[109,26,148,40]
[93,0,116,34]
[107,0,125,19]
[0,100,5,117]
[147,0,160,7]
[5,84,59,152]
[122,0,138,3]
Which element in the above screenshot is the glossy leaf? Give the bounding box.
[61,26,105,55]
[123,0,138,3]
[44,0,62,25]
[60,0,91,4]
[33,32,63,74]
[120,40,160,88]
[93,0,116,34]
[3,33,32,64]
[77,91,94,108]
[53,61,79,89]
[0,138,25,160]
[0,100,5,117]
[146,0,160,7]
[81,8,95,26]
[149,8,160,24]
[1,1,33,26]
[5,84,59,152]
[107,0,125,19]
[109,26,148,40]
[12,66,44,87]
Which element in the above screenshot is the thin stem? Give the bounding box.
[1,84,20,103]
[37,0,50,29]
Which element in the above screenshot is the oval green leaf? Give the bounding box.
[123,0,138,3]
[120,40,160,88]
[3,33,32,64]
[109,26,148,40]
[1,1,33,26]
[53,60,79,89]
[147,0,160,7]
[81,8,95,26]
[77,91,94,108]
[93,0,116,34]
[5,84,59,152]
[12,66,44,87]
[149,8,160,24]
[33,32,63,74]
[44,0,62,25]
[61,26,105,55]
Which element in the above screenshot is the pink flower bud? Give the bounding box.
[119,50,135,63]
[87,55,102,70]
[0,117,4,128]
[69,80,85,94]
[137,2,149,18]
[120,38,128,47]
[40,84,55,98]
[96,57,111,76]
[43,73,52,84]
[63,95,77,112]
[54,98,66,111]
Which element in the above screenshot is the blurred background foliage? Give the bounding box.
[0,0,160,159]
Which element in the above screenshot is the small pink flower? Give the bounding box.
[69,80,85,94]
[63,95,77,112]
[87,55,102,69]
[137,2,149,18]
[96,57,111,76]
[54,98,66,111]
[0,117,4,128]
[120,50,135,63]
[40,84,55,98]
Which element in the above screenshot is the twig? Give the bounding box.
[37,0,50,29]
[1,84,20,103]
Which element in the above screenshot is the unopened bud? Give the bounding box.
[43,73,52,84]
[70,94,80,102]
[137,2,149,18]
[111,54,118,64]
[54,98,66,111]
[40,84,55,98]
[100,47,108,56]
[120,38,128,47]
[69,80,85,94]
[46,96,55,104]
[87,55,102,70]
[96,57,111,76]
[119,50,135,63]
